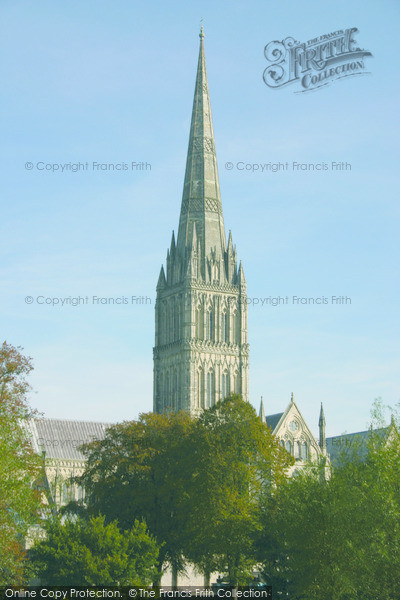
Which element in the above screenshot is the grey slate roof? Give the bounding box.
[326,428,388,465]
[28,418,112,461]
[264,412,284,432]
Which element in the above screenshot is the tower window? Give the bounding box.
[196,306,204,340]
[206,371,215,408]
[206,310,214,341]
[221,311,229,342]
[166,304,172,343]
[174,305,180,341]
[233,370,240,393]
[222,371,230,399]
[159,305,166,345]
[232,311,239,344]
[198,368,205,408]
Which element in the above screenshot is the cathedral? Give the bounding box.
[26,30,381,583]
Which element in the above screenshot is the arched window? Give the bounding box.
[198,368,205,408]
[233,370,240,393]
[206,310,214,341]
[206,371,215,408]
[170,303,174,342]
[166,303,171,343]
[221,311,229,342]
[295,441,301,459]
[302,442,308,460]
[232,311,239,344]
[62,483,70,504]
[280,439,285,448]
[285,440,292,455]
[222,371,230,399]
[196,305,204,340]
[174,305,180,341]
[159,304,166,345]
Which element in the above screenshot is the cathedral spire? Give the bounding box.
[177,28,226,267]
[153,33,249,415]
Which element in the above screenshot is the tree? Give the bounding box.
[0,341,42,584]
[79,410,194,585]
[30,515,158,585]
[184,395,293,585]
[257,403,400,599]
[79,397,292,587]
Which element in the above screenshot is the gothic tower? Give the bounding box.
[153,28,249,415]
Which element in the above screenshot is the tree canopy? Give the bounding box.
[79,409,195,584]
[30,515,159,585]
[79,395,293,585]
[183,395,292,584]
[0,341,42,584]
[257,405,400,599]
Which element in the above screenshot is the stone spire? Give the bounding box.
[259,396,266,423]
[319,402,326,453]
[177,27,226,271]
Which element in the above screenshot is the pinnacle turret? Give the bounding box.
[319,402,326,427]
[156,265,166,290]
[259,397,266,422]
[319,402,326,454]
[170,231,176,254]
[238,261,246,286]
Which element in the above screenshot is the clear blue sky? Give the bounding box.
[1,0,399,437]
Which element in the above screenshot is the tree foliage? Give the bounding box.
[30,515,158,585]
[79,395,293,585]
[0,341,42,584]
[79,410,195,584]
[184,395,293,584]
[258,406,400,599]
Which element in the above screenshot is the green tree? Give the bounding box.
[258,405,400,600]
[30,515,158,585]
[79,410,194,585]
[79,397,292,587]
[0,341,42,584]
[184,395,293,585]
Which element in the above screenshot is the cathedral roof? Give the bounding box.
[326,427,388,465]
[264,412,284,432]
[27,418,111,461]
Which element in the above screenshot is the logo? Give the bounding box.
[263,28,372,92]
